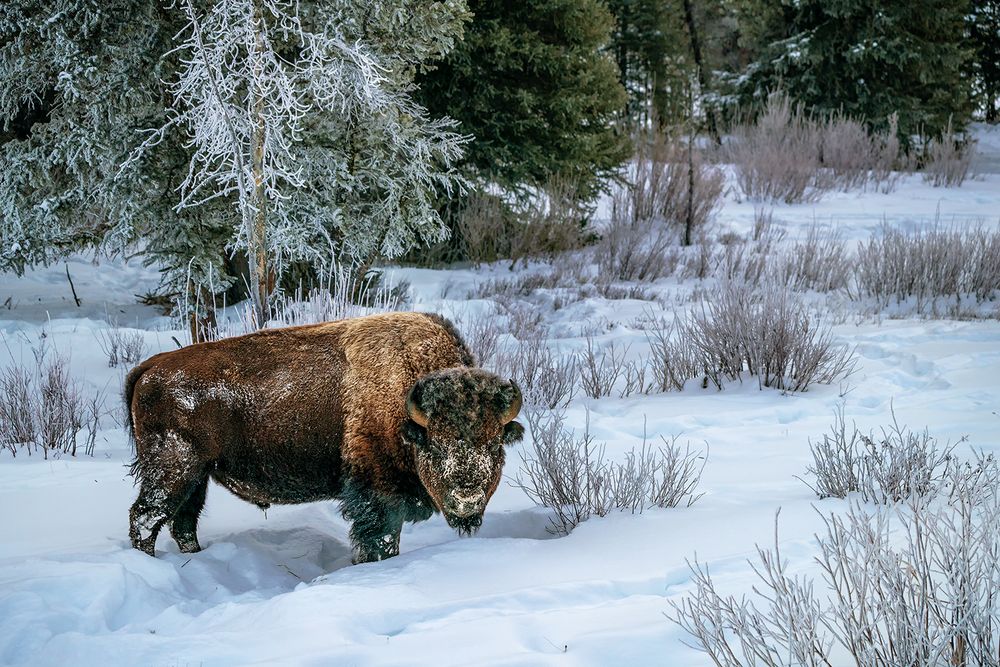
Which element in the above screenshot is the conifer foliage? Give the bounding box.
[0,1,172,274]
[733,0,973,139]
[416,0,629,202]
[969,0,1000,123]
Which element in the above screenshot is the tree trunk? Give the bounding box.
[249,0,271,327]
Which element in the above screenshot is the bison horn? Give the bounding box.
[501,380,522,424]
[406,385,430,428]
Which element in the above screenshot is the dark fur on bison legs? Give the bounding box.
[340,479,420,564]
[169,477,208,553]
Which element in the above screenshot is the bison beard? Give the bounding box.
[125,312,523,563]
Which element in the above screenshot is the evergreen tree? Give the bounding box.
[969,0,1000,123]
[0,1,178,275]
[730,0,974,138]
[416,0,629,203]
[606,0,690,126]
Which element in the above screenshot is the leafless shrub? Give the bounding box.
[504,333,577,410]
[687,282,856,392]
[630,132,725,236]
[672,467,1000,667]
[966,227,1000,302]
[0,344,105,458]
[871,113,904,193]
[95,324,148,368]
[644,313,701,393]
[751,206,778,243]
[727,93,827,204]
[924,121,976,187]
[715,237,774,289]
[0,365,34,456]
[779,223,851,293]
[509,177,590,268]
[591,280,658,302]
[821,113,876,191]
[857,222,1000,314]
[211,265,406,340]
[577,335,629,399]
[514,407,707,535]
[620,359,651,398]
[502,301,549,341]
[454,191,511,267]
[802,406,960,503]
[455,309,504,371]
[596,211,681,283]
[728,94,905,202]
[597,133,723,282]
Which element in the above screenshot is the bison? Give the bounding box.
[125,311,523,563]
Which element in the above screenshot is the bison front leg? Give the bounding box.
[340,481,405,564]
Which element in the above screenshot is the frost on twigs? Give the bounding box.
[0,337,104,458]
[123,0,470,314]
[672,459,1000,667]
[801,405,961,503]
[513,406,706,535]
[686,282,857,393]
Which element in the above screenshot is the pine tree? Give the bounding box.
[969,0,1000,123]
[416,0,629,203]
[730,0,974,138]
[0,1,178,275]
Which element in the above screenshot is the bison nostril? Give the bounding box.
[452,490,484,505]
[447,490,485,517]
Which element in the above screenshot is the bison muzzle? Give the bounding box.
[125,312,523,563]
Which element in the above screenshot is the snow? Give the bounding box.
[2,133,1000,665]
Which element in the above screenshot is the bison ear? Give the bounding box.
[405,379,430,428]
[497,379,522,424]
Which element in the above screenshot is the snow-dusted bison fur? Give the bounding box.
[125,312,523,562]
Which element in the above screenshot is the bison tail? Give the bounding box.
[123,360,153,480]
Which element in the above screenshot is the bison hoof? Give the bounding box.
[131,536,157,557]
[175,537,202,554]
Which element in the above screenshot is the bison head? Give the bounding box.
[401,368,523,535]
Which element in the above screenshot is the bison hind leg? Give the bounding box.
[170,476,209,553]
[129,431,207,556]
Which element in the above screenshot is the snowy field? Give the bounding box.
[2,135,1000,665]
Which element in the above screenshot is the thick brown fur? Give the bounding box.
[126,312,522,562]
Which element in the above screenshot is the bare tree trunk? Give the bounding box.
[249,0,270,327]
[685,89,696,247]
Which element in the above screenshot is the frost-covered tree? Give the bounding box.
[0,1,175,274]
[2,0,470,334]
[131,0,470,325]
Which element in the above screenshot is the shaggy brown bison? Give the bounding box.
[125,312,523,563]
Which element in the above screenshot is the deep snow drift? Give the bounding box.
[2,157,999,665]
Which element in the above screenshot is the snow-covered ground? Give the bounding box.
[2,150,1000,665]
